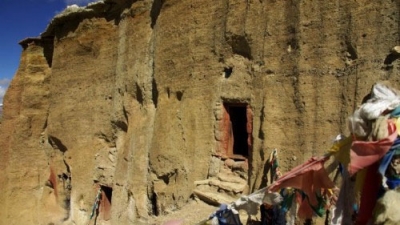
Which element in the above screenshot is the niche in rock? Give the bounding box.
[221,103,252,158]
[100,185,113,221]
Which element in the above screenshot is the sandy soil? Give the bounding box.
[147,199,217,225]
[147,198,262,225]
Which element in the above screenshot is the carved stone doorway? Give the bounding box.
[222,103,252,159]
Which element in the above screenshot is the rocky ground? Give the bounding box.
[147,198,259,225]
[147,199,216,225]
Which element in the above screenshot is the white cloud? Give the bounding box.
[0,85,6,105]
[0,79,10,105]
[0,78,10,86]
[64,0,101,6]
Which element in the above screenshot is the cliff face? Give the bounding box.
[1,0,400,224]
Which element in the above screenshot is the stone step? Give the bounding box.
[217,172,247,185]
[193,189,238,206]
[209,179,247,194]
[194,177,247,194]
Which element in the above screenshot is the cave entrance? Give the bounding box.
[100,185,112,221]
[222,103,252,158]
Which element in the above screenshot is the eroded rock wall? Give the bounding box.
[2,0,400,224]
[0,38,52,224]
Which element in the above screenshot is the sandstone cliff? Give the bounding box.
[1,0,400,224]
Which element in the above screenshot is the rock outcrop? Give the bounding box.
[2,0,400,224]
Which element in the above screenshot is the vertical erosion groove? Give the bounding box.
[150,0,164,28]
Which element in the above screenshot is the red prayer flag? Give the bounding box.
[268,156,334,206]
[349,121,397,176]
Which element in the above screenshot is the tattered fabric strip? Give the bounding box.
[349,121,397,176]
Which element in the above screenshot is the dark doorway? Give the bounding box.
[101,186,112,204]
[223,104,249,157]
[100,185,112,220]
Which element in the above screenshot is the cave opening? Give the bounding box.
[100,185,112,220]
[223,103,250,158]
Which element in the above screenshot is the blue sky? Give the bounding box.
[0,0,99,106]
